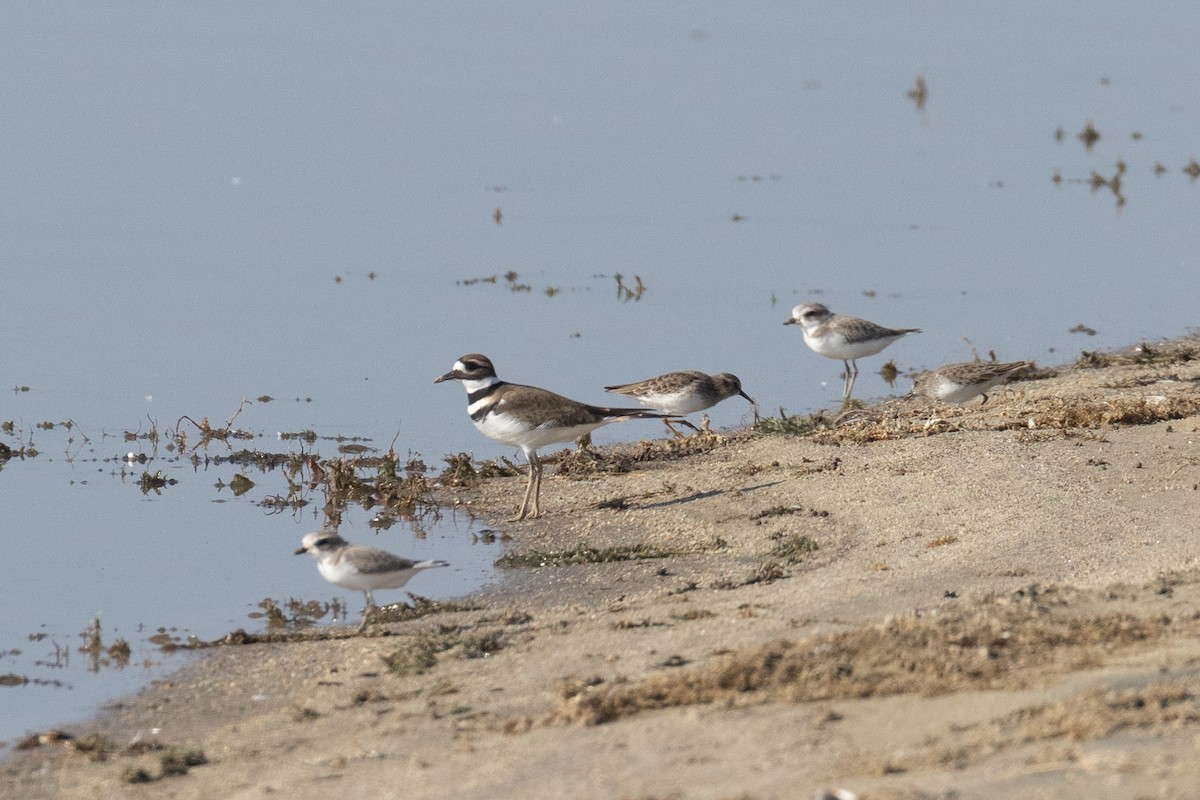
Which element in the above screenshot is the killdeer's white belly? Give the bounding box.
[474,411,609,451]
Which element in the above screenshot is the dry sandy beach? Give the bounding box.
[4,338,1200,799]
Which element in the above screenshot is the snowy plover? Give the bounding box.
[785,303,920,409]
[295,531,448,633]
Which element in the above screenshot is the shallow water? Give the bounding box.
[3,2,1200,749]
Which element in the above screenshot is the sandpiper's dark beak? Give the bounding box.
[783,317,797,325]
[740,390,756,404]
[293,546,308,555]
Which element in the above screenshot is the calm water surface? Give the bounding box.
[3,2,1199,749]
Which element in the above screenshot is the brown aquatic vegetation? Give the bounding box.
[551,590,1194,726]
[496,543,681,568]
[1075,338,1200,368]
[176,397,254,449]
[767,533,820,564]
[907,74,928,109]
[805,391,1200,445]
[314,451,439,528]
[16,730,207,784]
[383,623,509,676]
[853,679,1200,776]
[548,430,738,479]
[626,429,737,461]
[1022,395,1200,429]
[143,595,480,653]
[554,444,636,478]
[758,410,832,436]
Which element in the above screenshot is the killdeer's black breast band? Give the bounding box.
[467,385,499,406]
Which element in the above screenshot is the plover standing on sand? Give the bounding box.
[295,531,448,633]
[435,354,666,520]
[784,302,920,409]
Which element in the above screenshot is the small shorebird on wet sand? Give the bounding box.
[294,531,448,633]
[604,370,758,435]
[435,353,667,520]
[910,360,1031,405]
[784,302,920,410]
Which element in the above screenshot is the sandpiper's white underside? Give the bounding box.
[627,388,712,415]
[923,376,1008,404]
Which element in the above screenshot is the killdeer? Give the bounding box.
[294,531,449,633]
[604,370,758,435]
[910,360,1030,405]
[784,302,920,409]
[435,353,666,520]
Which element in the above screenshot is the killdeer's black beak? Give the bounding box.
[293,546,308,555]
[434,370,457,384]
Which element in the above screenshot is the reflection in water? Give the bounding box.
[79,617,131,673]
[249,597,349,631]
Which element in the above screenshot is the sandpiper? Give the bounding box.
[784,302,920,409]
[435,353,666,520]
[604,370,757,435]
[910,360,1030,405]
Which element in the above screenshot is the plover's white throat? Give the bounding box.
[294,531,449,633]
[784,303,920,409]
[605,370,757,435]
[435,353,667,520]
[911,360,1030,405]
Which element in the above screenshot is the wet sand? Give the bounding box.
[4,338,1200,799]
